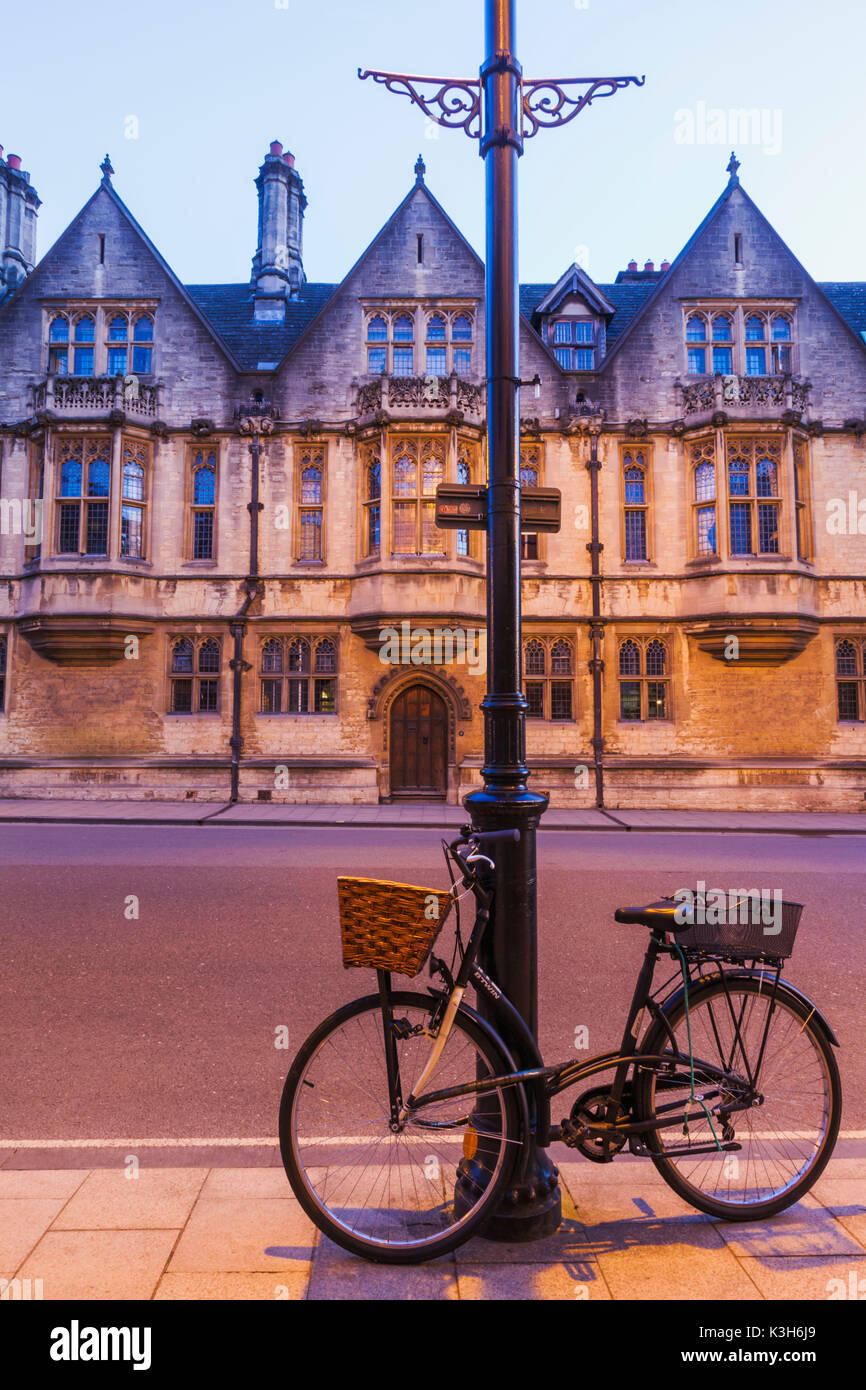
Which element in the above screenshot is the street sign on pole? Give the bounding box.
[435,482,562,532]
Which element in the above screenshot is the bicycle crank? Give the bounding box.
[562,1086,631,1162]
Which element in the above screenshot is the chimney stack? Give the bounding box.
[251,140,307,322]
[0,149,40,301]
[627,259,638,272]
[660,259,671,273]
[644,259,654,274]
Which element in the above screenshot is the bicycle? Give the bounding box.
[279,825,842,1264]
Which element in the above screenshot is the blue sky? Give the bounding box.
[4,0,865,288]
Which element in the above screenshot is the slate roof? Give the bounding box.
[183,277,866,372]
[819,284,866,338]
[185,281,338,370]
[596,282,660,347]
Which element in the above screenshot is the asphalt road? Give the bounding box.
[0,825,863,1138]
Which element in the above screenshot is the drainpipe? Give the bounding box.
[229,406,272,803]
[585,424,605,808]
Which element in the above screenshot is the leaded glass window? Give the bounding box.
[618,637,671,721]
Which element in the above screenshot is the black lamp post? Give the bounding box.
[361,0,642,1239]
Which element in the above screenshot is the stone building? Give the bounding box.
[0,142,864,809]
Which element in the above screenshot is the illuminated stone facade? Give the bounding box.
[0,144,864,809]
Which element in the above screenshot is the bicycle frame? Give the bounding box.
[381,832,795,1160]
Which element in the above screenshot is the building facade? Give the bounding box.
[1,143,865,809]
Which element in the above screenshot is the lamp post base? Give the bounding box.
[461,782,561,1242]
[454,1149,561,1242]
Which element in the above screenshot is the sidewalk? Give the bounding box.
[1,1146,863,1300]
[0,799,864,834]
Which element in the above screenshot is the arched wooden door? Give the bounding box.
[389,685,448,798]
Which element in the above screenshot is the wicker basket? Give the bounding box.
[680,900,803,960]
[337,877,454,976]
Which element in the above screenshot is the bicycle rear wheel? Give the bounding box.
[634,974,841,1220]
[279,991,522,1263]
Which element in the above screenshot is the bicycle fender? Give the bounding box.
[652,971,841,1049]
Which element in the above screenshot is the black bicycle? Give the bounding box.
[279,826,842,1264]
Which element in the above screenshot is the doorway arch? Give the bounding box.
[389,684,448,798]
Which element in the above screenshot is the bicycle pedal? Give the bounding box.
[560,1117,588,1149]
[389,1017,415,1040]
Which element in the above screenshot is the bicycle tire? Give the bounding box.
[633,974,841,1220]
[279,991,523,1264]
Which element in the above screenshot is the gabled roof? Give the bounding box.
[185,282,338,371]
[96,179,245,371]
[532,263,615,318]
[599,171,866,368]
[0,174,246,371]
[8,159,866,377]
[258,169,486,374]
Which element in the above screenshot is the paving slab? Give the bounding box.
[714,1203,866,1259]
[306,1234,458,1300]
[168,1196,317,1275]
[213,803,468,828]
[199,1168,293,1200]
[827,1210,866,1249]
[0,799,211,822]
[4,1158,864,1299]
[456,1262,611,1300]
[737,1254,866,1301]
[594,1225,761,1300]
[1,1144,280,1170]
[609,809,866,834]
[563,1176,712,1225]
[0,1198,69,1275]
[0,1170,89,1200]
[16,1229,179,1300]
[52,1167,207,1231]
[154,1272,310,1300]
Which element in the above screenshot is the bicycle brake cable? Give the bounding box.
[440,840,466,977]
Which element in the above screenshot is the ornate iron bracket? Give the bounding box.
[358,70,483,139]
[520,76,644,139]
[358,68,644,145]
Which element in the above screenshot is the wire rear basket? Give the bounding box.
[337,877,454,977]
[678,899,803,960]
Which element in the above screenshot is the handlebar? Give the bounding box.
[456,824,520,846]
[446,825,521,883]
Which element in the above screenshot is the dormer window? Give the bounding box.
[550,319,595,370]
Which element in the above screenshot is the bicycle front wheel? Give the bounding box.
[634,974,841,1220]
[279,991,522,1263]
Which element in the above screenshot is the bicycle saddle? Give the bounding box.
[614,898,694,931]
